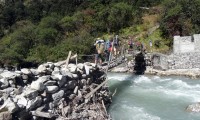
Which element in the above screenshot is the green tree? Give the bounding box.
[0,21,36,65]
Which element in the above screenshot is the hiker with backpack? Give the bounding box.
[128,36,133,49]
[94,38,105,65]
[105,38,112,62]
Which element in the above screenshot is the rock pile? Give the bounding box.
[0,61,111,120]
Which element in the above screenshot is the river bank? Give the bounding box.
[145,67,200,79]
[110,61,200,79]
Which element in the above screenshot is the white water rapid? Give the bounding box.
[108,73,200,120]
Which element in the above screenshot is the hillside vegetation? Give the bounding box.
[0,0,200,66]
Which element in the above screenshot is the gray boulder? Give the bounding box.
[37,65,46,73]
[46,86,59,93]
[31,81,45,91]
[186,102,200,112]
[26,96,42,110]
[37,76,50,83]
[44,81,57,86]
[52,90,64,101]
[68,64,77,73]
[30,69,39,76]
[0,71,17,79]
[17,96,28,107]
[77,63,84,70]
[21,68,31,75]
[4,98,19,113]
[0,78,9,89]
[23,89,38,100]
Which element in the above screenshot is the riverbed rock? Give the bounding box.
[186,102,200,112]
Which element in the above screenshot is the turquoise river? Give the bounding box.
[108,73,200,120]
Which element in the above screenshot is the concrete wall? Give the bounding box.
[194,34,200,52]
[173,34,200,53]
[173,36,195,53]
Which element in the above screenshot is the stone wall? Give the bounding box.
[194,34,200,52]
[169,53,200,69]
[151,52,200,70]
[0,61,111,120]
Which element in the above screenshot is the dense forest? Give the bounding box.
[0,0,200,66]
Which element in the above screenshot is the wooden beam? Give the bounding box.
[65,51,72,66]
[84,78,109,99]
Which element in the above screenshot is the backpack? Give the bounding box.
[128,40,133,45]
[96,42,105,54]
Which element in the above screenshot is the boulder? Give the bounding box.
[186,102,200,112]
[49,63,55,69]
[21,68,31,75]
[52,90,64,101]
[37,65,46,73]
[0,78,9,89]
[0,71,17,79]
[37,76,50,83]
[22,74,28,80]
[52,74,67,87]
[23,89,38,100]
[26,96,42,110]
[44,81,57,86]
[60,70,73,79]
[72,74,78,79]
[52,71,60,76]
[77,63,84,70]
[67,80,77,89]
[46,86,59,93]
[81,74,87,79]
[30,69,39,76]
[4,98,19,113]
[31,81,45,91]
[68,64,77,73]
[17,96,28,107]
